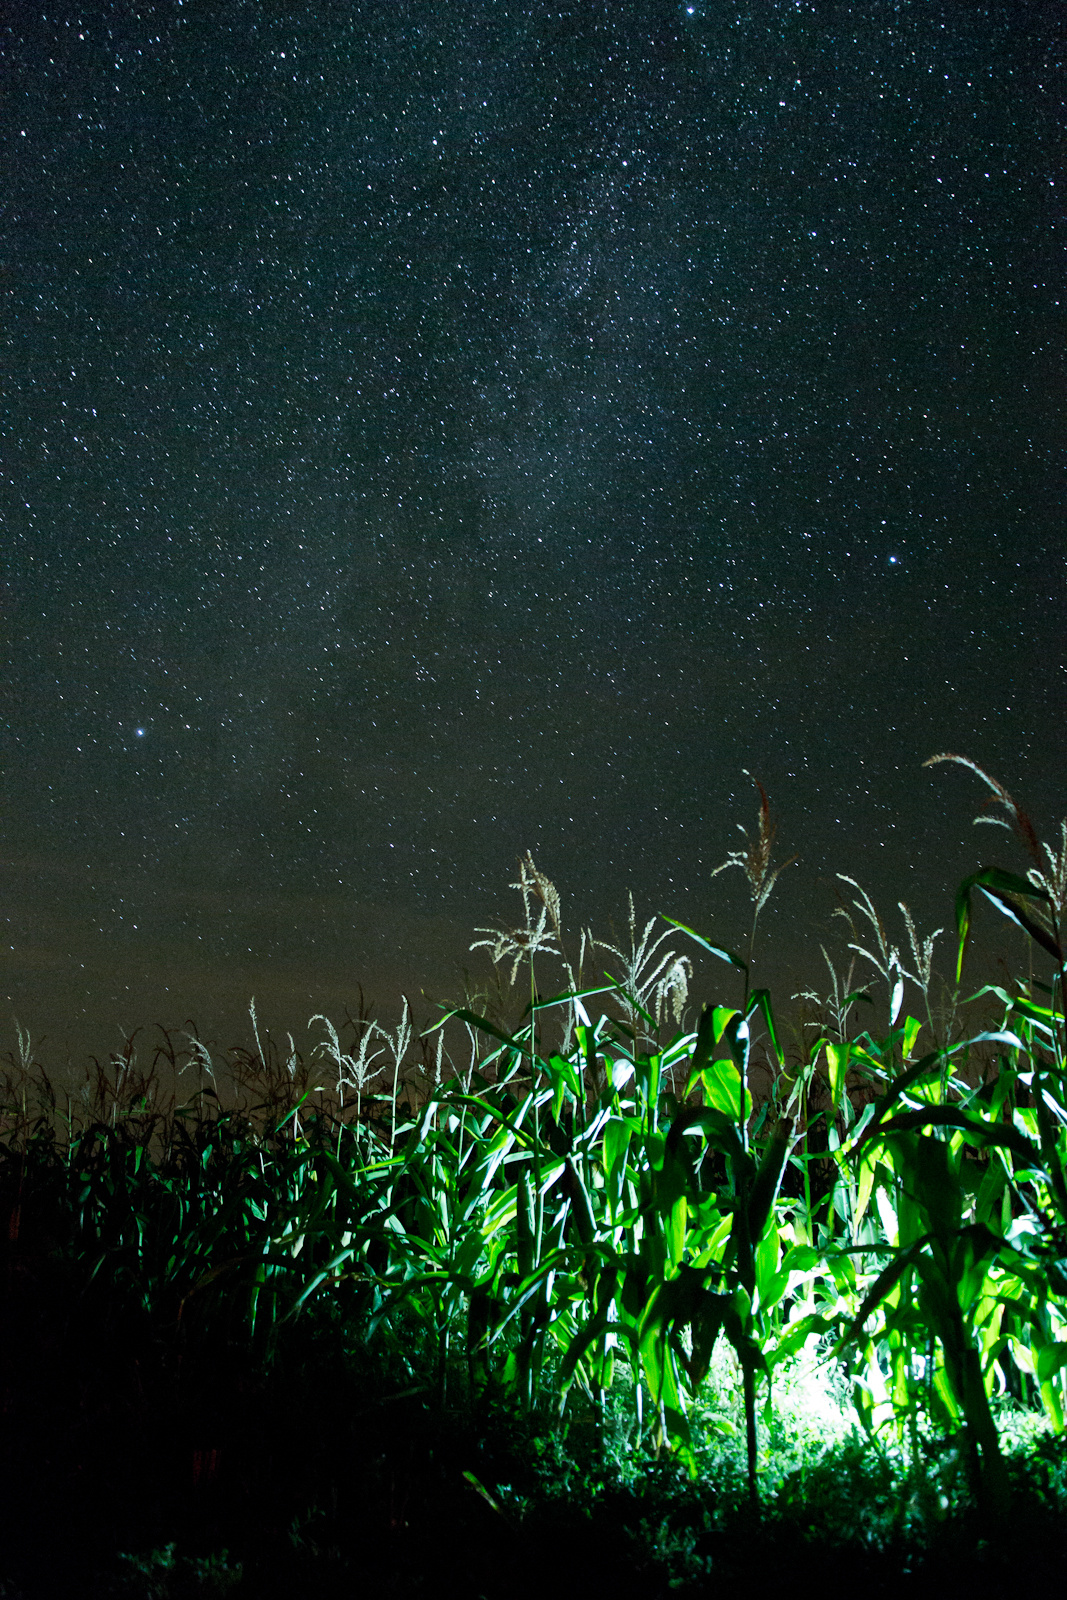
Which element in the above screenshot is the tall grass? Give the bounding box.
[3,754,1066,1546]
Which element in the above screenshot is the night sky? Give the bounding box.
[3,1,1064,1061]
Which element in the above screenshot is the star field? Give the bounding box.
[3,1,1064,1053]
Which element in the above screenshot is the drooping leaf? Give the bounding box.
[746,988,784,1068]
[954,867,1059,981]
[661,916,748,974]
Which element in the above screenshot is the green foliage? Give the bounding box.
[4,754,1067,1571]
[105,1546,242,1599]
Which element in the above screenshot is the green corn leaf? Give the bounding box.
[446,1092,546,1153]
[530,982,621,1013]
[703,1057,747,1121]
[716,1008,750,1071]
[692,1210,734,1268]
[954,867,1060,981]
[494,1249,574,1335]
[516,1168,534,1277]
[462,1471,507,1519]
[479,1184,519,1237]
[556,1306,616,1393]
[832,1235,931,1359]
[561,1157,597,1249]
[661,916,748,974]
[756,1264,792,1315]
[686,1003,719,1088]
[639,1264,700,1340]
[667,1194,688,1268]
[873,1105,1042,1171]
[772,1313,833,1367]
[431,1008,528,1053]
[973,1155,1010,1229]
[853,1142,881,1229]
[912,1133,963,1240]
[684,1007,737,1097]
[601,1113,628,1174]
[826,1042,851,1108]
[601,970,659,1030]
[285,1245,360,1316]
[746,988,784,1068]
[902,1015,923,1058]
[968,1226,1014,1311]
[1005,994,1060,1034]
[636,1051,664,1119]
[547,1053,583,1123]
[1036,1342,1067,1385]
[744,1117,794,1246]
[754,1221,781,1305]
[862,1050,944,1129]
[1039,1377,1066,1433]
[664,1105,746,1166]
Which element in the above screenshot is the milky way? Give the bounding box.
[3,2,1063,1055]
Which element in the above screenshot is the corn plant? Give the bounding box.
[4,762,1067,1529]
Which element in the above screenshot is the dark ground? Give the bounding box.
[3,1236,1067,1600]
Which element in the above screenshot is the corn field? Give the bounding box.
[3,755,1066,1552]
